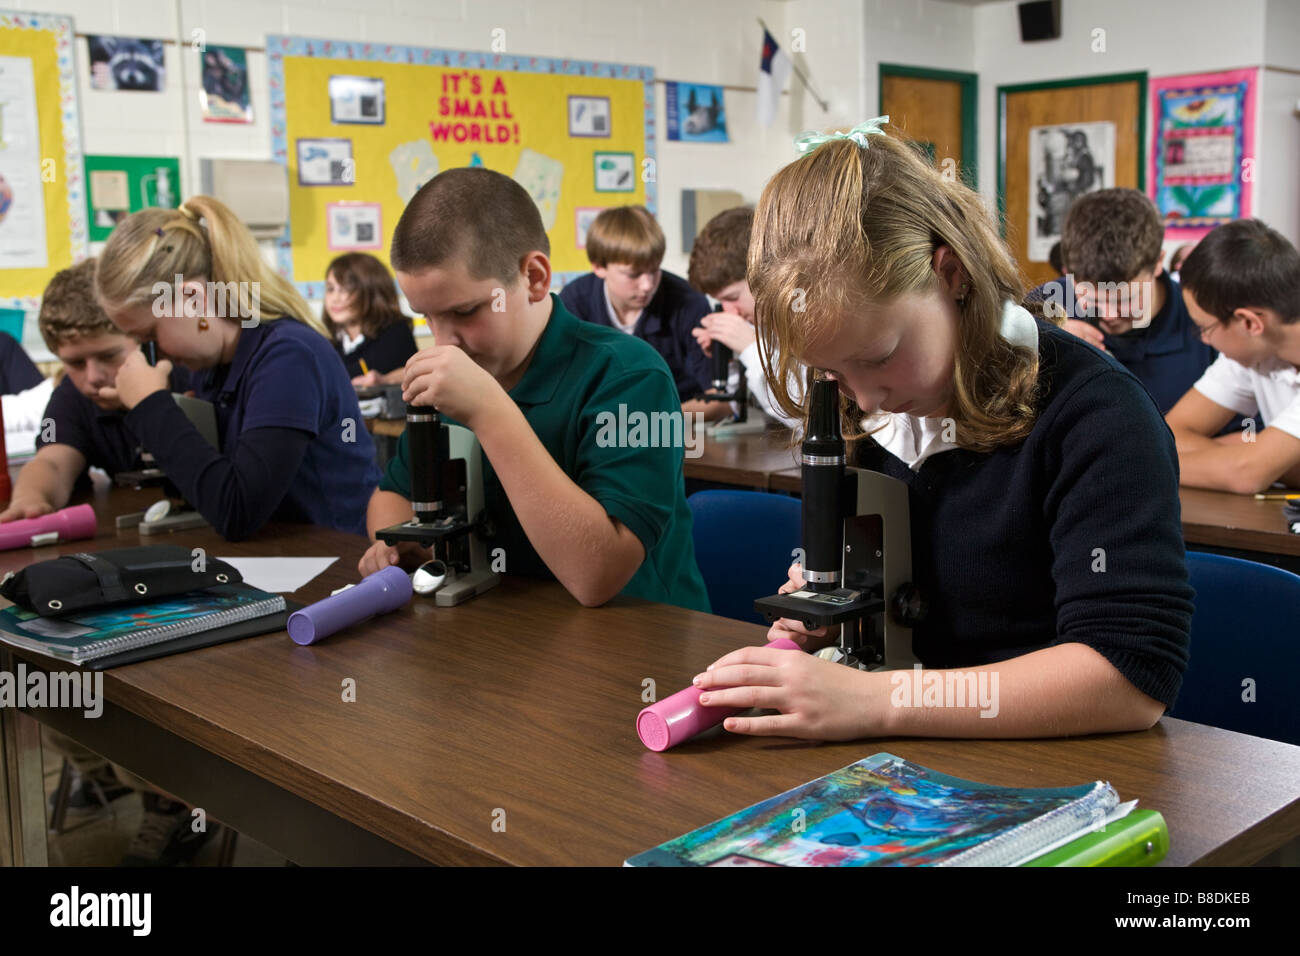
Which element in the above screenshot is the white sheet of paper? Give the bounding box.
[215,557,338,593]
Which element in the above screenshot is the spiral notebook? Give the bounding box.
[626,753,1145,867]
[0,584,287,665]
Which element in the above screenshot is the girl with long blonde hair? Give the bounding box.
[692,121,1193,741]
[96,195,380,539]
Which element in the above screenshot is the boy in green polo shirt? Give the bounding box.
[359,167,710,613]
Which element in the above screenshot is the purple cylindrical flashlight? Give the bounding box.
[287,565,413,646]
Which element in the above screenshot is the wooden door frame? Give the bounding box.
[996,71,1148,235]
[879,63,978,186]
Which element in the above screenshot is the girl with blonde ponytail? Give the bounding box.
[96,196,380,539]
[691,120,1193,743]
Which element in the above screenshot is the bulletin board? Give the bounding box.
[1148,68,1256,240]
[267,35,656,299]
[998,72,1146,289]
[0,11,88,312]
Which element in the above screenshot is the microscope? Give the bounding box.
[698,317,768,439]
[753,378,924,670]
[375,404,499,606]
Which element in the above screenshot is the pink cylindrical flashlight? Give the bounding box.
[636,637,802,751]
[0,504,97,552]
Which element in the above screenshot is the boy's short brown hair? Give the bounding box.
[584,206,665,271]
[688,206,753,296]
[390,167,550,282]
[39,259,116,352]
[1060,188,1164,282]
[1180,218,1300,325]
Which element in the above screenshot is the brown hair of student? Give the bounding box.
[584,205,665,272]
[750,129,1037,453]
[688,206,754,296]
[38,259,117,351]
[1179,218,1300,325]
[1168,242,1197,273]
[1060,188,1164,282]
[322,253,407,340]
[390,167,550,282]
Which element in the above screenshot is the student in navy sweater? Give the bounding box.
[93,196,380,540]
[1036,188,1217,415]
[323,252,418,385]
[560,205,726,420]
[692,121,1192,741]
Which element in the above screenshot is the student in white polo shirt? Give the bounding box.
[1165,219,1300,493]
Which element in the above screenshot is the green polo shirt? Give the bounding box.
[379,294,710,613]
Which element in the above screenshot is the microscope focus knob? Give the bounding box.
[891,582,928,627]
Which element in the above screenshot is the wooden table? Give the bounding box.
[683,428,799,488]
[364,417,405,439]
[3,488,1300,867]
[1179,487,1300,558]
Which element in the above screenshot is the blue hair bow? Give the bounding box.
[793,116,890,156]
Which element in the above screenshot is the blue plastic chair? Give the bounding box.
[688,490,802,625]
[1169,552,1300,746]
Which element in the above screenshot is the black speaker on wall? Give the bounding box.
[1018,0,1061,42]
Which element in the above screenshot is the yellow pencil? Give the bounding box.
[1254,492,1300,500]
[359,359,370,374]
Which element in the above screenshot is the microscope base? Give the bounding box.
[433,569,500,607]
[115,510,210,535]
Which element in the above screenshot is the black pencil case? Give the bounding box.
[0,546,243,617]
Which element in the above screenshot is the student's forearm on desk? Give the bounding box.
[877,643,1165,738]
[11,451,77,510]
[1168,424,1217,454]
[473,398,643,606]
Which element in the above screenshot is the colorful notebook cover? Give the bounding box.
[626,753,1123,867]
[0,584,286,664]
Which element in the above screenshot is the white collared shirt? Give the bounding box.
[603,282,638,333]
[339,329,366,355]
[867,301,1040,470]
[1193,352,1300,440]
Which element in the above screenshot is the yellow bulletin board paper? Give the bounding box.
[267,36,655,298]
[0,11,88,311]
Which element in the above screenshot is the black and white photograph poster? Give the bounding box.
[1028,121,1115,262]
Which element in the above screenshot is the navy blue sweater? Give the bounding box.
[1029,273,1215,414]
[559,270,712,401]
[851,321,1193,710]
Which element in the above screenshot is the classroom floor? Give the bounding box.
[40,727,287,867]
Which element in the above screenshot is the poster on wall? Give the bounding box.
[83,155,181,242]
[296,138,354,186]
[665,82,728,142]
[200,45,252,123]
[329,75,385,125]
[568,96,610,137]
[594,151,635,192]
[0,54,48,270]
[87,35,164,91]
[327,202,382,250]
[1027,121,1115,262]
[574,207,603,248]
[1149,69,1256,239]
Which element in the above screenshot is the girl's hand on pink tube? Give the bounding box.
[691,644,884,741]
